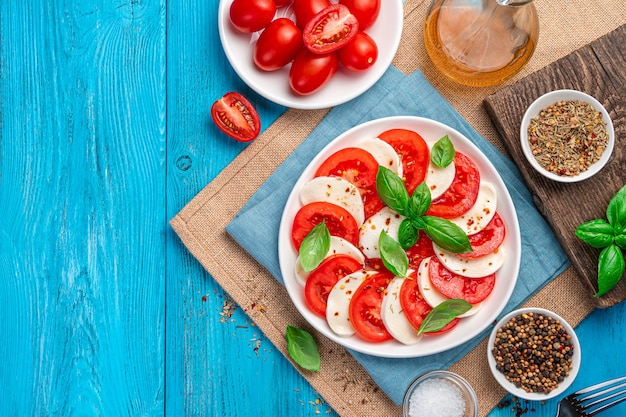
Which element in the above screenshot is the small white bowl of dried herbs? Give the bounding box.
[520,89,614,183]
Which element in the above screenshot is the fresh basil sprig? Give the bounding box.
[575,184,626,297]
[418,298,471,334]
[285,325,321,372]
[430,135,455,168]
[299,222,330,272]
[379,230,408,277]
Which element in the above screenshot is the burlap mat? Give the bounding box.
[170,1,626,415]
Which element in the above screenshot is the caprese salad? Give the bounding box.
[289,128,507,345]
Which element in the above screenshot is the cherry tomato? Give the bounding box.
[229,0,276,33]
[426,152,481,219]
[315,147,384,219]
[338,31,378,71]
[254,18,302,71]
[349,272,394,342]
[293,0,331,30]
[339,0,380,30]
[291,201,359,250]
[458,213,506,258]
[428,256,496,304]
[303,4,359,54]
[275,0,293,6]
[211,92,261,142]
[304,255,363,316]
[289,49,338,95]
[378,129,430,195]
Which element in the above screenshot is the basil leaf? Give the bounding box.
[411,216,426,231]
[376,166,409,215]
[285,325,321,372]
[575,219,614,249]
[430,135,455,168]
[606,184,626,229]
[418,298,472,334]
[595,244,625,297]
[422,216,472,253]
[398,219,419,250]
[407,182,431,218]
[299,223,331,272]
[379,230,408,277]
[615,233,626,250]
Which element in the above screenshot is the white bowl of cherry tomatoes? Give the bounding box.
[218,0,404,109]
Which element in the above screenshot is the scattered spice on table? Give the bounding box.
[491,312,574,394]
[527,100,609,176]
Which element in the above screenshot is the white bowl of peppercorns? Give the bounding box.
[487,307,581,400]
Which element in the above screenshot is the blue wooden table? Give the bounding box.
[1,1,624,416]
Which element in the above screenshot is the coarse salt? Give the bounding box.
[408,378,466,417]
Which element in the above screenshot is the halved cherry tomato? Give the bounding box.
[314,147,384,219]
[211,92,261,142]
[406,231,436,270]
[378,129,430,195]
[289,49,338,95]
[459,213,506,258]
[293,0,332,30]
[339,0,380,30]
[254,18,302,71]
[428,256,496,304]
[229,0,276,33]
[305,255,363,316]
[426,152,480,219]
[303,4,359,54]
[338,31,378,71]
[349,271,394,342]
[291,201,359,250]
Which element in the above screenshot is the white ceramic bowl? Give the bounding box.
[217,0,404,109]
[278,116,522,358]
[487,307,581,400]
[519,89,614,183]
[403,370,478,417]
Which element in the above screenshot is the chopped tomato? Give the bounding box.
[426,152,480,218]
[314,147,384,219]
[428,256,496,304]
[211,92,261,142]
[406,231,436,270]
[349,271,394,342]
[305,255,363,316]
[459,213,506,258]
[303,4,359,54]
[291,201,359,250]
[378,129,430,195]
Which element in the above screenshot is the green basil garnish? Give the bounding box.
[607,184,626,230]
[398,219,419,250]
[299,222,330,272]
[422,216,472,254]
[418,298,472,335]
[379,230,409,277]
[430,135,455,168]
[376,166,409,216]
[286,325,321,372]
[596,244,625,297]
[408,182,431,218]
[575,219,615,248]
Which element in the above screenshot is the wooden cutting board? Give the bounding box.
[484,24,626,308]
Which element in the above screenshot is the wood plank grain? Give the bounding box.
[484,25,626,308]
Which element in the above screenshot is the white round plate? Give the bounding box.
[278,116,522,358]
[487,307,581,400]
[218,0,404,110]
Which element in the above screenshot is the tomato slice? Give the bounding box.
[378,129,430,195]
[305,255,363,316]
[303,4,359,54]
[291,201,359,250]
[406,231,436,270]
[315,147,384,219]
[428,256,496,304]
[459,213,506,258]
[211,92,261,142]
[349,271,394,342]
[426,152,480,218]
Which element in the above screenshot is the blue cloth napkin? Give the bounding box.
[226,66,569,405]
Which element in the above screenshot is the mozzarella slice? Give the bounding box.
[417,257,482,317]
[358,137,403,177]
[300,176,365,226]
[326,270,374,337]
[381,276,423,345]
[448,181,498,235]
[294,236,365,284]
[425,142,456,200]
[358,207,405,259]
[434,244,505,278]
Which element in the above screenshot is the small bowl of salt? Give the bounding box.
[402,370,478,417]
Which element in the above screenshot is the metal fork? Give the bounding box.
[556,376,626,416]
